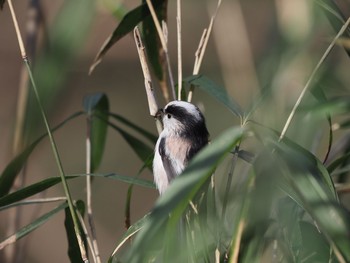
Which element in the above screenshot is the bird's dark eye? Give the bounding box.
[167,114,171,119]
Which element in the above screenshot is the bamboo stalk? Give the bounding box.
[7,1,88,261]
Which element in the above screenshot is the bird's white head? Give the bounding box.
[159,100,207,137]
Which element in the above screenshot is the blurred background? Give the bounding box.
[0,0,350,262]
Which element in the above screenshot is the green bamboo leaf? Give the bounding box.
[89,0,165,74]
[316,0,350,56]
[0,174,154,209]
[109,213,151,263]
[0,112,83,197]
[107,121,154,167]
[300,96,350,116]
[184,75,243,118]
[299,221,330,262]
[125,126,243,262]
[272,141,350,261]
[276,197,303,259]
[0,176,76,208]
[327,151,350,174]
[89,173,155,189]
[0,202,68,250]
[278,138,338,200]
[109,112,157,143]
[84,93,109,172]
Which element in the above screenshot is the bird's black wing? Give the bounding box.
[159,137,177,181]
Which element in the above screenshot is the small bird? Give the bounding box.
[153,100,209,194]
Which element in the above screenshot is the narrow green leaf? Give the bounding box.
[0,143,37,198]
[89,0,165,74]
[84,93,109,172]
[276,197,303,260]
[91,173,155,188]
[108,112,157,143]
[278,138,338,200]
[0,111,83,197]
[125,126,243,262]
[184,75,243,118]
[299,221,330,263]
[327,151,350,174]
[0,174,154,209]
[107,121,154,167]
[0,202,68,249]
[316,0,350,56]
[273,141,350,261]
[0,176,76,208]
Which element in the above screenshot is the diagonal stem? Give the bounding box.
[7,0,88,261]
[279,16,350,141]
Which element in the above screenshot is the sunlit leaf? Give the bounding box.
[184,75,243,118]
[84,93,109,172]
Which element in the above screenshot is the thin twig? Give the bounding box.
[76,210,98,263]
[86,118,101,263]
[145,0,176,100]
[7,1,88,261]
[134,26,162,134]
[188,0,222,102]
[177,0,182,100]
[230,219,245,263]
[279,16,350,141]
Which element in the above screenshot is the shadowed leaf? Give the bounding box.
[184,75,243,118]
[84,93,109,172]
[107,121,154,167]
[0,112,83,198]
[65,200,86,263]
[109,112,157,143]
[316,0,350,56]
[89,0,165,74]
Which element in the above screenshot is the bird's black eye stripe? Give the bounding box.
[164,105,190,121]
[167,114,171,119]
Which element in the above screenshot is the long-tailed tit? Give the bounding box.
[153,100,209,194]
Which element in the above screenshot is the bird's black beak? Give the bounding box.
[155,108,164,120]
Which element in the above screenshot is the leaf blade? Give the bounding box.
[184,75,243,118]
